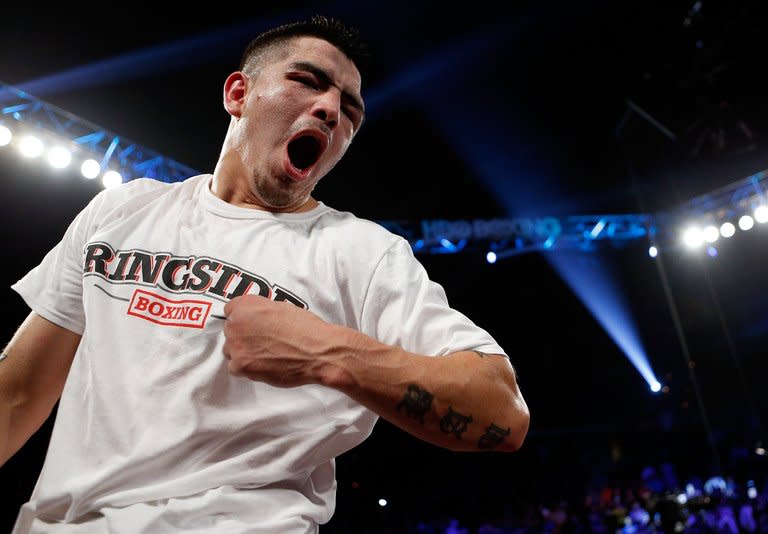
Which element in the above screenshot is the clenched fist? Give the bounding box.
[222,295,352,388]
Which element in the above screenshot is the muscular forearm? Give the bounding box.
[0,386,37,467]
[317,327,530,452]
[223,296,529,451]
[0,352,33,467]
[0,361,55,467]
[0,397,11,466]
[0,313,80,467]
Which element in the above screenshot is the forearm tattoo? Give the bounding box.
[477,423,511,450]
[439,406,473,439]
[474,350,510,361]
[396,384,433,424]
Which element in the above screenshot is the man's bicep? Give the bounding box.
[1,311,81,411]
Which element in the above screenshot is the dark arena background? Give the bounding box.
[2,2,768,532]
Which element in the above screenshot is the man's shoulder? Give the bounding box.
[91,175,202,212]
[309,207,420,275]
[103,175,195,198]
[92,177,167,206]
[317,206,405,249]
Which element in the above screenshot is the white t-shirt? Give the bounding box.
[11,174,506,533]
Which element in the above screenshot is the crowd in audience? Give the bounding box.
[328,436,768,534]
[409,464,768,533]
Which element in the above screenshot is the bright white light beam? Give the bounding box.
[547,252,660,393]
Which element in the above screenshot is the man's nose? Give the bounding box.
[311,91,340,130]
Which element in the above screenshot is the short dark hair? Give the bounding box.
[239,15,370,74]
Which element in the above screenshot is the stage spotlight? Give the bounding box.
[738,215,754,231]
[756,446,766,456]
[682,227,703,248]
[47,147,72,169]
[486,251,497,264]
[102,170,123,189]
[0,125,12,146]
[650,381,661,393]
[378,498,387,507]
[440,238,456,251]
[19,135,44,158]
[81,159,101,179]
[706,246,718,258]
[755,205,768,224]
[720,222,736,238]
[703,225,719,243]
[648,246,658,258]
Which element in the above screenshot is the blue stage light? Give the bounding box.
[440,238,456,251]
[547,253,661,393]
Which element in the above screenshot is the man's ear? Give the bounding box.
[223,72,248,118]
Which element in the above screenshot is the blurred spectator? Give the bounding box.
[390,448,766,534]
[444,518,469,534]
[738,501,756,532]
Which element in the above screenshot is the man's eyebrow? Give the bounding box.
[290,61,365,117]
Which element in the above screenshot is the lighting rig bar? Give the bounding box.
[378,213,654,257]
[381,167,768,258]
[680,169,767,221]
[647,169,768,253]
[0,82,197,183]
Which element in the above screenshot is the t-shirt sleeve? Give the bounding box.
[11,192,107,334]
[359,238,507,358]
[11,179,168,334]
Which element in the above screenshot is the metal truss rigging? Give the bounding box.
[1,82,197,183]
[2,81,764,259]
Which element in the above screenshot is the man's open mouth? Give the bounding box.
[287,131,327,174]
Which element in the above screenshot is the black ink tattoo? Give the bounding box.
[439,406,473,439]
[396,384,433,424]
[0,352,7,362]
[473,350,511,362]
[477,423,511,450]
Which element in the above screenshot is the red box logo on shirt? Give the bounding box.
[128,289,212,328]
